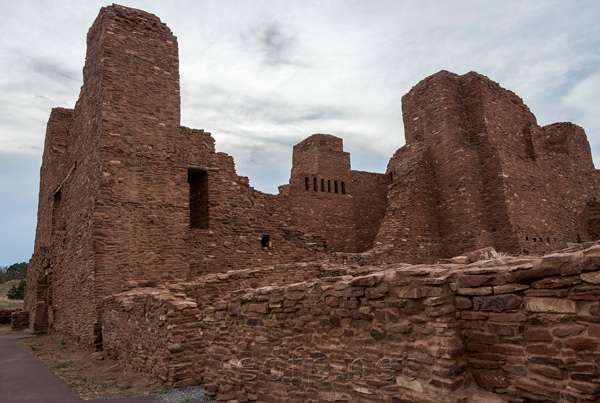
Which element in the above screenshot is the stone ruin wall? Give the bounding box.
[23,5,600,401]
[25,5,340,345]
[376,70,600,264]
[103,243,600,403]
[289,134,389,253]
[26,4,391,346]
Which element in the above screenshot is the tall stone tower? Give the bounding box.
[26,5,190,345]
[289,134,388,252]
[376,70,600,262]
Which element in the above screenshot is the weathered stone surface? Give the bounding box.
[473,295,522,312]
[581,271,600,284]
[457,287,493,296]
[524,297,577,313]
[531,276,581,289]
[524,329,552,342]
[471,369,509,390]
[564,338,598,351]
[493,284,529,294]
[10,310,29,331]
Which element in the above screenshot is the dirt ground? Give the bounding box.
[20,332,164,399]
[1,324,165,400]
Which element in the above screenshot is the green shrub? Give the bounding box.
[7,279,26,300]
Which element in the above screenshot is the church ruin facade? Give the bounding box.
[25,5,600,403]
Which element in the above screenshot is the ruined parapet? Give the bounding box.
[377,70,600,262]
[289,134,356,251]
[289,134,388,252]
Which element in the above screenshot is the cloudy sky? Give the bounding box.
[1,0,599,266]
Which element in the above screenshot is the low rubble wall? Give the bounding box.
[11,309,29,330]
[102,244,600,402]
[451,245,600,402]
[102,288,204,386]
[0,308,16,324]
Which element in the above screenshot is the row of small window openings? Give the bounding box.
[305,177,346,194]
[525,236,557,243]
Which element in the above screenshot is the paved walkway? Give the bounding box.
[0,334,154,403]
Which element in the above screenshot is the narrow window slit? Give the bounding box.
[261,235,270,248]
[188,170,209,229]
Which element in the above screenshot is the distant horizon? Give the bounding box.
[1,0,599,266]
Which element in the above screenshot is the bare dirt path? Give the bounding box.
[18,332,162,400]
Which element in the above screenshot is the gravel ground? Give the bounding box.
[153,385,211,403]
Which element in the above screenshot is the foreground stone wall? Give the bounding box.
[103,243,600,402]
[102,288,204,385]
[453,244,600,402]
[199,266,470,403]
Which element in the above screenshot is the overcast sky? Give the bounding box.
[1,0,599,266]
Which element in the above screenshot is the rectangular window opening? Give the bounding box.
[313,177,317,191]
[341,182,346,194]
[305,177,309,191]
[188,170,209,229]
[261,234,271,248]
[321,178,325,192]
[334,181,338,194]
[328,180,331,193]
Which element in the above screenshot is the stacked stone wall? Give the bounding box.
[289,134,388,253]
[11,310,29,331]
[103,243,600,402]
[375,144,442,262]
[376,70,600,263]
[453,244,600,402]
[27,5,329,345]
[102,288,204,386]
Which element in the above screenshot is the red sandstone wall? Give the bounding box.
[401,71,498,257]
[102,288,204,386]
[26,45,104,344]
[289,134,388,253]
[290,134,358,252]
[452,244,600,402]
[375,144,443,262]
[28,5,330,344]
[103,243,600,402]
[91,5,189,295]
[503,122,599,255]
[351,170,389,252]
[377,70,600,263]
